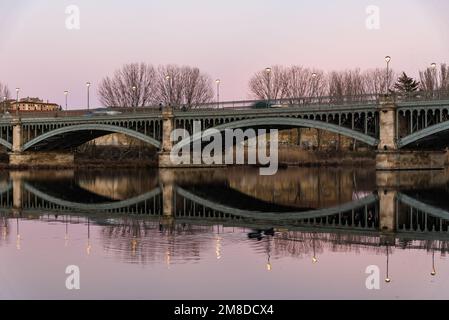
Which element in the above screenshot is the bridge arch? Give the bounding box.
[176,117,379,149]
[398,121,449,148]
[22,123,162,151]
[0,138,12,151]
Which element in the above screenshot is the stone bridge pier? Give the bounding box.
[376,96,446,171]
[159,169,175,230]
[9,118,74,167]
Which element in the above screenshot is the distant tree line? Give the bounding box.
[1,63,448,109]
[248,64,449,101]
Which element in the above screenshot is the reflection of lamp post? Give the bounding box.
[385,56,391,95]
[431,249,436,276]
[86,218,91,255]
[385,245,391,283]
[312,236,318,263]
[2,217,7,240]
[265,67,272,107]
[16,217,21,250]
[64,215,69,247]
[216,236,222,260]
[266,237,272,271]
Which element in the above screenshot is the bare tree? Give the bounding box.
[98,63,158,107]
[285,67,327,100]
[0,82,10,100]
[248,66,289,100]
[419,64,449,97]
[156,65,214,108]
[362,68,395,95]
[328,69,367,102]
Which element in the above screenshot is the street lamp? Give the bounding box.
[265,67,272,107]
[15,88,20,116]
[431,63,438,95]
[311,72,318,100]
[385,245,391,283]
[215,79,221,109]
[165,75,171,106]
[2,96,6,114]
[64,91,69,113]
[385,56,391,95]
[86,82,91,111]
[132,85,137,112]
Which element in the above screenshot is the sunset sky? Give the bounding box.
[0,0,448,108]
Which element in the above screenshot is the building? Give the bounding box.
[9,97,61,112]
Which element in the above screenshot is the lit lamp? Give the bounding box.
[431,250,436,276]
[215,79,221,109]
[384,56,391,94]
[132,85,137,110]
[15,88,20,116]
[265,67,272,106]
[64,90,69,113]
[385,245,391,283]
[431,63,437,94]
[86,82,91,111]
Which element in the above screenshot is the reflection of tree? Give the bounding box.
[100,219,217,265]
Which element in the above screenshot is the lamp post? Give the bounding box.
[2,96,6,114]
[431,249,436,276]
[385,244,391,283]
[64,90,69,113]
[86,82,91,111]
[132,85,137,112]
[385,56,391,95]
[165,75,171,106]
[311,72,318,101]
[15,88,20,116]
[215,79,221,109]
[265,67,272,107]
[431,63,437,97]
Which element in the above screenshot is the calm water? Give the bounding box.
[1,167,449,299]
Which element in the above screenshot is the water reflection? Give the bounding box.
[1,168,449,298]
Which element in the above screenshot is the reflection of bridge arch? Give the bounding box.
[175,117,379,149]
[23,182,161,212]
[176,187,378,220]
[22,124,162,151]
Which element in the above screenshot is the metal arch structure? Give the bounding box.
[397,121,449,149]
[174,117,379,149]
[176,186,378,221]
[23,182,162,212]
[0,138,11,150]
[22,123,162,151]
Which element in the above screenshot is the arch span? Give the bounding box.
[23,182,161,211]
[22,124,161,151]
[177,186,378,220]
[398,121,449,149]
[176,117,379,149]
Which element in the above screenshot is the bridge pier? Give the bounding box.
[158,106,175,168]
[9,118,74,167]
[159,169,175,217]
[376,96,446,170]
[378,190,396,233]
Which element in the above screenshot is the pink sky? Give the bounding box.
[0,0,448,108]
